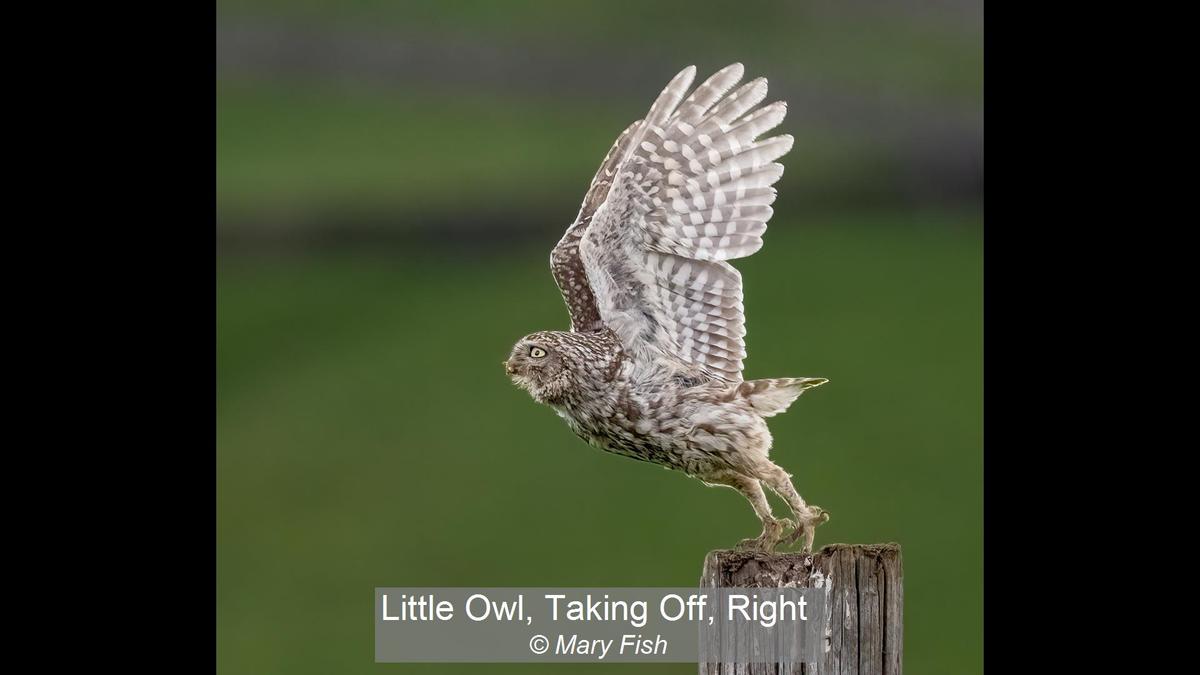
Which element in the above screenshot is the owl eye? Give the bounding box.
[530,346,547,358]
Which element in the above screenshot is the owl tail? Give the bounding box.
[735,377,828,417]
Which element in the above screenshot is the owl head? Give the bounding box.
[505,331,573,403]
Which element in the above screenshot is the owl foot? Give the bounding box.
[786,506,830,553]
[736,517,794,553]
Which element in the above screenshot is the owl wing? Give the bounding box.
[576,64,792,382]
[551,119,643,333]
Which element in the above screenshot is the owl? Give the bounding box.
[505,64,830,552]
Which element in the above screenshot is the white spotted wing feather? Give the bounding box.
[577,64,793,382]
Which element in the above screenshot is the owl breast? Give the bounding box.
[554,374,771,478]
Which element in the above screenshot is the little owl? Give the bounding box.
[505,64,830,552]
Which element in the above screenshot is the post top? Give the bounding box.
[705,542,901,562]
[701,543,903,588]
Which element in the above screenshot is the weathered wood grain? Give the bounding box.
[700,543,902,675]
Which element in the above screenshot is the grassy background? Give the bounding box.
[217,1,982,672]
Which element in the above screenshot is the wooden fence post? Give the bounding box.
[699,543,903,675]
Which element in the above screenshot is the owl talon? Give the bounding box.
[735,537,765,551]
[786,506,830,551]
[736,517,791,552]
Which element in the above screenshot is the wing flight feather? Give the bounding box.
[574,64,793,381]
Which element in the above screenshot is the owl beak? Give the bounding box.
[504,360,518,375]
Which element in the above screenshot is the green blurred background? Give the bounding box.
[217,1,982,673]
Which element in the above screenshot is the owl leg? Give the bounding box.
[707,471,792,552]
[757,462,830,553]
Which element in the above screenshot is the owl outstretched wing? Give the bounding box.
[577,63,793,382]
[550,119,643,333]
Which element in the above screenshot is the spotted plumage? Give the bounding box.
[506,64,830,552]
